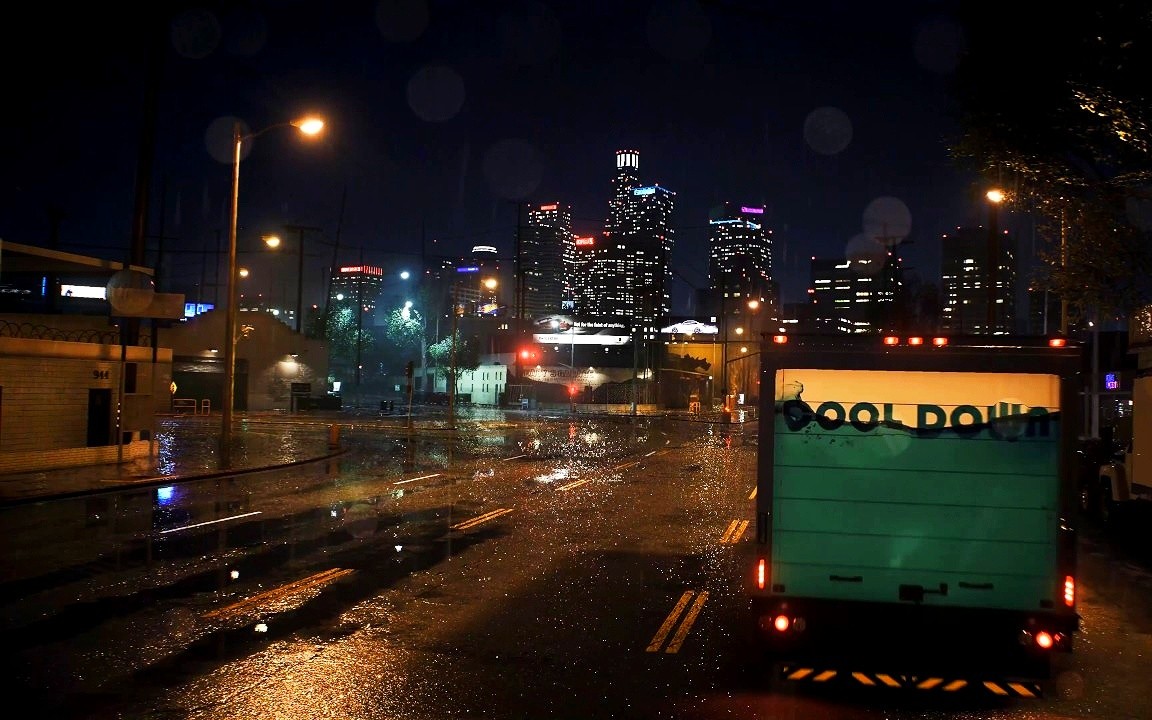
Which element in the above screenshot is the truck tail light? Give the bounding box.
[1049,338,1067,348]
[772,334,788,344]
[757,558,766,589]
[907,336,924,346]
[1064,575,1075,607]
[773,615,791,632]
[883,336,900,345]
[932,337,949,346]
[1035,631,1055,649]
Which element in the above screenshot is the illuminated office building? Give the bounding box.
[707,201,774,318]
[807,249,905,334]
[579,150,675,330]
[939,225,1017,334]
[328,264,384,325]
[521,202,571,320]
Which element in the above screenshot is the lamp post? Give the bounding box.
[221,115,324,463]
[985,188,1004,333]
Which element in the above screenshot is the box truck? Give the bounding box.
[751,334,1082,694]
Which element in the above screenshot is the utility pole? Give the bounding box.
[283,223,323,333]
[514,202,525,405]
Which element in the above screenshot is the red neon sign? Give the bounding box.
[539,204,558,211]
[574,236,594,247]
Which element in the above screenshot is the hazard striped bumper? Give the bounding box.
[778,664,1044,697]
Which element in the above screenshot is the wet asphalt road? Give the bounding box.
[1,415,1150,719]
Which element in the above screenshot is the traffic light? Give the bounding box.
[518,347,538,362]
[405,360,414,378]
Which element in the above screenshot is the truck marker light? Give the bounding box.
[757,558,766,589]
[883,336,900,345]
[907,336,924,345]
[1049,338,1067,347]
[1035,631,1055,649]
[1064,576,1075,606]
[932,337,949,346]
[773,615,791,632]
[772,334,788,344]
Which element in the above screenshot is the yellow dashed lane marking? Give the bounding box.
[450,507,513,530]
[646,590,709,653]
[204,567,355,620]
[719,519,749,544]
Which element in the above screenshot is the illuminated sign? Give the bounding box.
[661,320,719,335]
[184,302,215,318]
[741,206,765,214]
[539,204,557,211]
[1105,372,1119,390]
[574,236,595,247]
[339,265,384,276]
[61,284,106,299]
[456,266,480,273]
[633,187,655,196]
[472,245,497,254]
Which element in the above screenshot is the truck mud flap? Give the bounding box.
[778,664,1044,698]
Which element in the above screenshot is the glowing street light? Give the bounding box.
[221,115,324,463]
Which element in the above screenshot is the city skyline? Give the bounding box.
[2,1,1004,311]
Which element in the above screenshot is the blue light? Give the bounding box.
[1105,372,1118,390]
[156,486,176,505]
[457,266,480,273]
[633,187,655,196]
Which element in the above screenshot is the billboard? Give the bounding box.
[531,315,630,346]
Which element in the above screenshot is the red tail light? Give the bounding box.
[1064,575,1075,607]
[882,336,899,345]
[932,337,948,346]
[1049,338,1067,348]
[772,335,788,344]
[757,558,766,589]
[907,336,924,346]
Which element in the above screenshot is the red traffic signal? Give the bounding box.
[518,347,538,362]
[567,385,577,396]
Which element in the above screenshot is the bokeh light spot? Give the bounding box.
[170,8,222,60]
[803,107,853,156]
[483,139,544,201]
[205,116,252,165]
[407,65,466,123]
[862,196,912,246]
[844,233,888,277]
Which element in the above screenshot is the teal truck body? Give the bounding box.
[751,334,1082,687]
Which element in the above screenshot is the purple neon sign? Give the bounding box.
[740,206,764,214]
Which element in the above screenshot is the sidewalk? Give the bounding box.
[0,414,342,507]
[0,405,743,507]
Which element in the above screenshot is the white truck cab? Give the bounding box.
[1094,307,1152,525]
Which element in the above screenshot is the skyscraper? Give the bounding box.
[707,202,774,319]
[939,225,1018,334]
[579,150,675,330]
[520,202,571,320]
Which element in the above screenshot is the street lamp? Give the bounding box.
[985,188,1004,333]
[222,115,324,463]
[448,275,497,427]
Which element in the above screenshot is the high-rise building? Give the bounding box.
[708,202,773,293]
[939,226,1018,334]
[520,202,570,321]
[706,202,774,319]
[329,264,384,320]
[579,150,675,330]
[807,247,905,334]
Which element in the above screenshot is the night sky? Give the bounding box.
[1,0,994,311]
